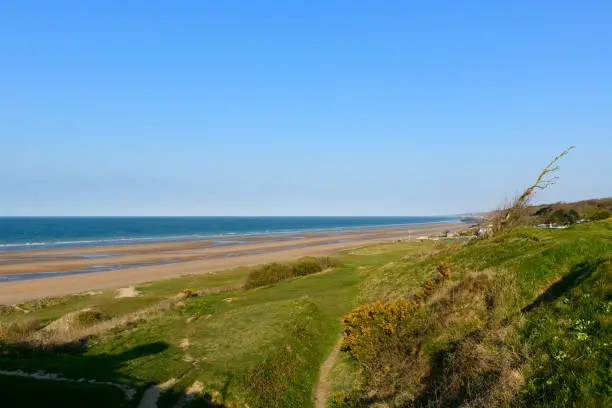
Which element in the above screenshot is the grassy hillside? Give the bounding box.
[1,221,610,407]
[330,220,612,407]
[0,258,362,407]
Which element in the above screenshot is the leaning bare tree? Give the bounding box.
[491,146,575,234]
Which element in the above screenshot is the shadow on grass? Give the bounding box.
[521,259,604,314]
[159,387,230,408]
[0,341,169,408]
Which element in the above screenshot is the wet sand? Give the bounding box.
[0,223,463,304]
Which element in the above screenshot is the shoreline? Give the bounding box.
[0,222,464,304]
[0,219,459,251]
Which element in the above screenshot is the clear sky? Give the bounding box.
[1,1,610,216]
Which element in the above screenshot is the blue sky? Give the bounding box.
[1,1,610,216]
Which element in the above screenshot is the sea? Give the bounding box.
[0,216,457,251]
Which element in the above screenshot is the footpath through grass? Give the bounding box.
[1,251,405,407]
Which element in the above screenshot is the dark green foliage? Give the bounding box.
[292,258,322,276]
[528,197,612,225]
[592,210,611,221]
[534,206,554,216]
[547,208,580,225]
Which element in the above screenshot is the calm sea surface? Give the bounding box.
[0,216,457,250]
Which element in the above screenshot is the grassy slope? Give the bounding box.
[329,220,612,407]
[0,243,436,408]
[1,222,610,407]
[0,259,366,407]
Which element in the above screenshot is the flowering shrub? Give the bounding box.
[341,298,419,357]
[341,260,453,363]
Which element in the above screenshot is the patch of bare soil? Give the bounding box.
[116,286,141,298]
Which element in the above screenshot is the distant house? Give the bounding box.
[536,224,568,229]
[477,227,492,237]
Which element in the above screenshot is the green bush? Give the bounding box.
[244,263,293,289]
[244,257,341,289]
[591,210,611,221]
[291,258,322,276]
[314,256,340,269]
[547,208,580,225]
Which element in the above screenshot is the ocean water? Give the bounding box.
[0,216,457,250]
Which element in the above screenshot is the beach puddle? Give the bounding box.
[0,258,182,282]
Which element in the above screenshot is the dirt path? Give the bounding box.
[138,378,177,408]
[315,341,342,408]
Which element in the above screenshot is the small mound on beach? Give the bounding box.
[115,286,141,298]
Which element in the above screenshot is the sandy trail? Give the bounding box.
[0,223,463,304]
[315,342,342,408]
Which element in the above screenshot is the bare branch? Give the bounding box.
[490,146,575,235]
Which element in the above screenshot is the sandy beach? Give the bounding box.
[0,222,464,304]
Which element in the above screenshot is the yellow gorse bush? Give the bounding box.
[341,260,453,361]
[341,298,419,353]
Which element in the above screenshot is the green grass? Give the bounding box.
[515,258,612,407]
[2,220,611,407]
[0,259,362,407]
[0,267,250,325]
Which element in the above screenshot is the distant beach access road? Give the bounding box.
[0,222,464,304]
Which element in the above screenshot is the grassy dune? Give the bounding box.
[1,221,611,407]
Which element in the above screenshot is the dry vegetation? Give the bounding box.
[490,146,575,234]
[0,299,175,354]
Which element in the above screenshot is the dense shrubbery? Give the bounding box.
[591,210,611,220]
[244,257,339,289]
[530,198,612,225]
[534,207,581,224]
